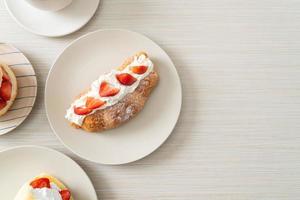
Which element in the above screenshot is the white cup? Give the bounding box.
[24,0,73,12]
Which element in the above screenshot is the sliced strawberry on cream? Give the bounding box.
[30,177,51,189]
[99,81,120,97]
[116,73,137,86]
[131,65,148,74]
[86,97,105,109]
[74,106,93,115]
[60,189,71,200]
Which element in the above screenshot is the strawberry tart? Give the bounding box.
[14,173,73,200]
[65,51,159,132]
[0,63,17,116]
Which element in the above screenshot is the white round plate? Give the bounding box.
[45,29,182,165]
[4,0,100,37]
[0,145,98,200]
[0,43,37,135]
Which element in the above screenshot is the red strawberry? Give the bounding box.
[60,189,71,200]
[1,70,10,81]
[99,81,120,97]
[30,178,50,189]
[0,97,6,110]
[74,106,92,115]
[0,81,12,101]
[131,65,148,74]
[116,73,137,86]
[86,97,105,109]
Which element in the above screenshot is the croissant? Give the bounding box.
[65,51,159,132]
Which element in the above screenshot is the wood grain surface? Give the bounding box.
[1,0,300,199]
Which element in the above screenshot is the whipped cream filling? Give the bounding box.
[65,54,154,125]
[31,182,62,200]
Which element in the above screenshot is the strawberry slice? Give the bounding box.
[60,189,71,200]
[0,81,12,101]
[99,81,120,97]
[86,97,105,109]
[116,73,137,86]
[30,178,50,189]
[1,69,10,81]
[131,65,148,74]
[74,106,92,115]
[0,97,6,110]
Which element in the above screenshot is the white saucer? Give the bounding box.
[0,145,98,199]
[4,0,100,37]
[45,29,182,165]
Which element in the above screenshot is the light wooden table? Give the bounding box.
[1,0,300,199]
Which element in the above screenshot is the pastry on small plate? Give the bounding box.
[0,63,17,116]
[14,173,73,200]
[65,51,159,132]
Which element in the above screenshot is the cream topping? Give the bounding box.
[31,182,62,200]
[65,54,154,125]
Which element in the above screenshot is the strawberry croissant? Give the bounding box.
[65,52,159,132]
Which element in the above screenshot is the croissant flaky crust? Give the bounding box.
[71,52,159,132]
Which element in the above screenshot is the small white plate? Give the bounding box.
[0,43,37,135]
[0,145,98,200]
[45,29,182,165]
[4,0,100,37]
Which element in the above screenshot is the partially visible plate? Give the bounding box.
[0,145,98,200]
[4,0,100,37]
[0,43,37,135]
[45,29,182,165]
